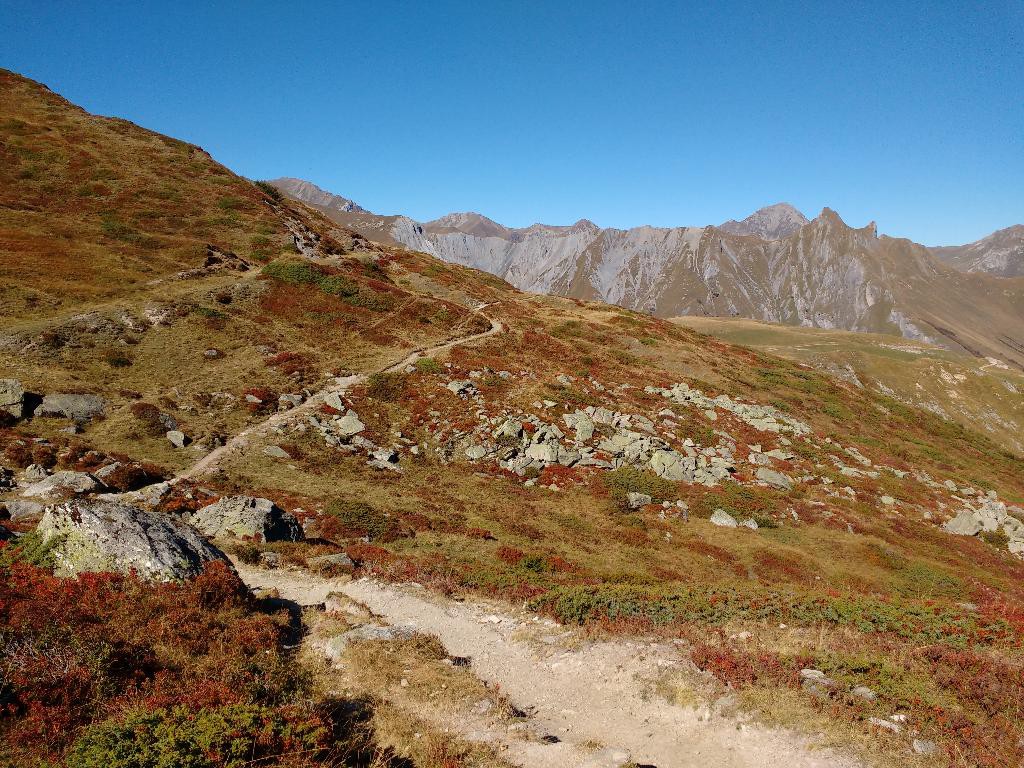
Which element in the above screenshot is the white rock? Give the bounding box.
[710,509,738,527]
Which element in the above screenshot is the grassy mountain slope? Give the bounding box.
[2,71,1024,768]
[675,316,1024,456]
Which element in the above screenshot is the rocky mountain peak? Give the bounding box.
[268,177,367,214]
[426,212,509,238]
[719,202,809,240]
[930,223,1024,277]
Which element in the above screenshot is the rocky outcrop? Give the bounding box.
[943,496,1024,554]
[189,495,304,542]
[37,499,229,580]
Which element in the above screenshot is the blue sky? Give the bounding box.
[3,1,1021,245]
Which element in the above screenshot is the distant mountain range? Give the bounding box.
[269,178,1024,368]
[929,225,1024,278]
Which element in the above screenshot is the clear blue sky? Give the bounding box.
[3,1,1021,245]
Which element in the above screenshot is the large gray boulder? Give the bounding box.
[189,495,304,542]
[0,379,25,420]
[942,510,983,536]
[37,498,229,581]
[35,393,105,422]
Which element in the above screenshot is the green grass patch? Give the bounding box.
[530,584,1013,646]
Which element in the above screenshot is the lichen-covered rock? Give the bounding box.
[22,470,99,498]
[166,430,189,448]
[308,552,355,574]
[626,492,652,509]
[189,495,304,542]
[2,499,45,521]
[0,379,26,420]
[35,393,106,422]
[37,498,229,581]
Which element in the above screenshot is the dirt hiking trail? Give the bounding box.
[235,564,864,768]
[178,306,501,481]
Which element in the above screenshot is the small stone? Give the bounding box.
[851,685,877,701]
[263,445,291,459]
[35,393,105,423]
[22,471,98,498]
[0,379,26,420]
[912,739,938,755]
[465,445,488,460]
[190,496,303,542]
[880,495,896,506]
[260,551,281,568]
[868,717,901,733]
[307,552,355,574]
[335,410,365,438]
[166,430,189,448]
[626,492,652,510]
[23,463,49,483]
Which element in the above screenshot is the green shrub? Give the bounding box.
[603,467,677,508]
[415,357,444,374]
[234,542,262,566]
[253,180,283,201]
[981,529,1010,550]
[894,561,964,599]
[193,306,227,320]
[529,583,1013,646]
[365,372,408,402]
[690,483,781,521]
[104,350,133,368]
[323,500,392,541]
[216,196,244,211]
[261,260,392,311]
[0,529,61,570]
[65,704,328,768]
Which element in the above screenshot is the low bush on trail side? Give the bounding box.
[365,372,409,402]
[415,357,444,374]
[0,560,391,767]
[65,703,330,768]
[320,499,409,543]
[528,583,1014,646]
